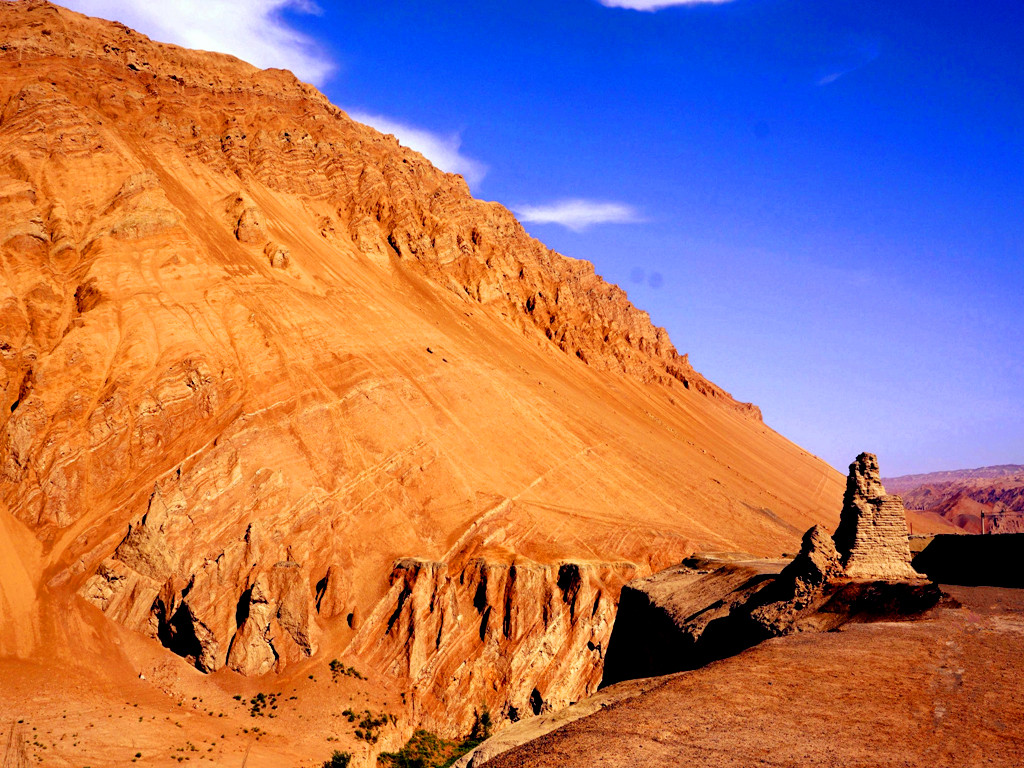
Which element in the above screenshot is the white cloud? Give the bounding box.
[598,0,735,10]
[515,199,643,232]
[347,111,488,189]
[60,0,333,85]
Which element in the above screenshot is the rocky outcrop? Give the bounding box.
[732,520,936,641]
[604,454,940,685]
[833,453,922,579]
[784,524,844,585]
[233,199,269,245]
[83,481,321,674]
[350,556,639,738]
[264,241,290,269]
[601,555,785,686]
[226,562,318,674]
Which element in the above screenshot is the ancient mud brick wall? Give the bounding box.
[841,496,921,579]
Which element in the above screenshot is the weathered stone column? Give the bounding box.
[833,453,923,580]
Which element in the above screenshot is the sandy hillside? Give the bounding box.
[0,1,951,763]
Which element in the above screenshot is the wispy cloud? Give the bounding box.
[817,41,881,87]
[347,111,488,189]
[61,0,333,85]
[515,199,643,232]
[598,0,735,10]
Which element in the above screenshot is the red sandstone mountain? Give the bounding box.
[0,2,951,764]
[885,465,1024,534]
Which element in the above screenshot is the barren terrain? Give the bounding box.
[0,2,965,764]
[886,466,1024,533]
[482,586,1024,768]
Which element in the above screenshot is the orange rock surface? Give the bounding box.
[0,0,948,752]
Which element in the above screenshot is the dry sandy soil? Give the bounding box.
[0,598,407,768]
[482,585,1024,768]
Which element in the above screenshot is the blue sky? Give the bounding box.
[63,0,1024,476]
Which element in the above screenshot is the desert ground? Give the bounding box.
[482,586,1024,768]
[0,4,1014,768]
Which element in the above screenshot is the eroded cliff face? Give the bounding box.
[83,479,323,675]
[350,556,639,736]
[0,0,848,739]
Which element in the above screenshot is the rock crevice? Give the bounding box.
[350,556,640,737]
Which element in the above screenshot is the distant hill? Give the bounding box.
[883,466,1024,534]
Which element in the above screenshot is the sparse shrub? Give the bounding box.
[378,723,490,768]
[322,750,352,768]
[469,707,492,742]
[329,659,367,681]
[248,691,279,717]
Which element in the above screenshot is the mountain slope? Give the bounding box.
[0,0,854,742]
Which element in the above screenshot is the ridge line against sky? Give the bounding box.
[57,0,640,226]
[345,109,488,189]
[61,0,335,85]
[49,0,1024,475]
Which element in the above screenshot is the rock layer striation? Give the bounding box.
[833,453,922,579]
[0,0,850,737]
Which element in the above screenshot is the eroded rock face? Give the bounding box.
[227,562,318,675]
[350,556,638,737]
[233,201,268,245]
[833,453,922,580]
[83,482,321,674]
[264,241,290,269]
[0,0,847,736]
[603,454,938,685]
[782,524,843,586]
[601,556,785,686]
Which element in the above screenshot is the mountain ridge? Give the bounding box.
[884,465,1024,534]
[0,0,903,756]
[0,0,759,417]
[884,464,1024,494]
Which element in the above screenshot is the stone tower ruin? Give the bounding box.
[832,452,923,580]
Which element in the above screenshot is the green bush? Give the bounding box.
[323,750,352,768]
[329,659,367,681]
[469,708,492,742]
[378,712,492,768]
